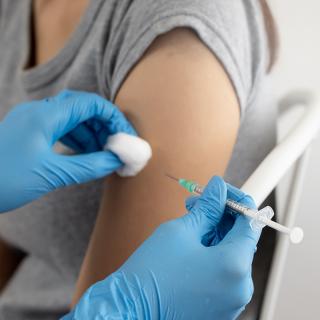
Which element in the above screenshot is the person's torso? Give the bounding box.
[0,0,276,318]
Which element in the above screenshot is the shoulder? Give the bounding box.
[107,0,267,63]
[103,0,268,112]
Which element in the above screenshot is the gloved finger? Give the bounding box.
[64,123,101,153]
[55,151,123,185]
[63,90,137,135]
[207,184,256,245]
[219,195,261,262]
[209,213,235,246]
[181,176,227,238]
[46,90,137,142]
[185,195,200,211]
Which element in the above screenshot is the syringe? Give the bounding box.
[166,174,304,244]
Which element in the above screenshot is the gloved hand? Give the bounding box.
[0,90,136,213]
[59,92,137,153]
[64,176,261,320]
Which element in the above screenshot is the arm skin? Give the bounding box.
[0,238,23,293]
[72,28,240,304]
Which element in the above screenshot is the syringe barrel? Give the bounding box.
[226,199,257,219]
[193,184,204,194]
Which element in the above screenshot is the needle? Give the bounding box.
[165,173,179,182]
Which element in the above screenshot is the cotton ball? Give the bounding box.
[104,133,152,177]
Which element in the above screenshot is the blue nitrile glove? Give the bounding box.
[0,90,136,213]
[185,182,246,246]
[63,176,261,320]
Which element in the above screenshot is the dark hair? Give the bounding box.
[260,0,278,71]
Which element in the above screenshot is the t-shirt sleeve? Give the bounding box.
[0,1,3,30]
[103,0,268,116]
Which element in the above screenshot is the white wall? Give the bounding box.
[267,1,320,319]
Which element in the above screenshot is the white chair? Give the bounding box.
[239,91,320,320]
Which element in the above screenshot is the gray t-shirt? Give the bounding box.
[0,0,276,319]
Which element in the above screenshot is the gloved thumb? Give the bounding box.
[182,176,227,237]
[185,195,199,211]
[54,151,123,186]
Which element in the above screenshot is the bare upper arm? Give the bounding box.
[72,28,240,303]
[115,28,239,177]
